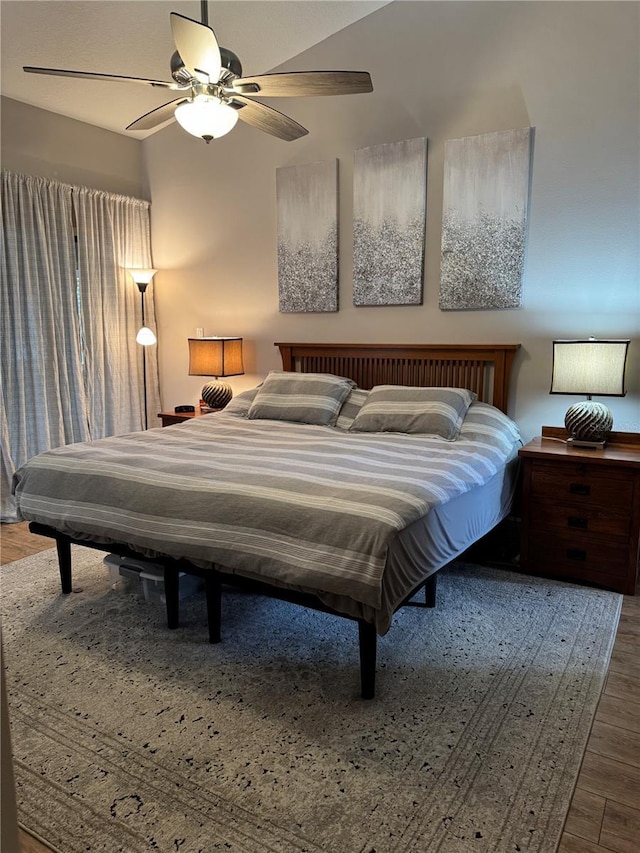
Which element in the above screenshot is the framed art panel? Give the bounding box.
[353,137,427,306]
[276,159,338,313]
[439,127,533,310]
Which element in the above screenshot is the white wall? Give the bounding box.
[1,96,146,199]
[143,1,639,441]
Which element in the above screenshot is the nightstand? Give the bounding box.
[158,410,201,427]
[519,427,640,595]
[158,409,223,427]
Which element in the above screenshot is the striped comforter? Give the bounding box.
[12,403,520,622]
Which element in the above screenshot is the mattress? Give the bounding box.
[12,402,521,632]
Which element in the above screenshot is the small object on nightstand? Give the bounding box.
[519,426,640,595]
[174,405,195,413]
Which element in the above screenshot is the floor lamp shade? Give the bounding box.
[188,337,244,409]
[136,327,157,346]
[550,339,630,445]
[129,268,157,289]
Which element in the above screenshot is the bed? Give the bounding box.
[13,342,521,698]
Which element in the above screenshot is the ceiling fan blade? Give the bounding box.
[231,97,308,142]
[231,71,373,98]
[126,99,187,132]
[170,12,221,84]
[23,65,186,90]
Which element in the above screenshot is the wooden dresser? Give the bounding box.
[519,427,640,595]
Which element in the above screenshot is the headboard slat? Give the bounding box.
[276,343,520,414]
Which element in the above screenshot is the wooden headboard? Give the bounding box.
[276,342,520,414]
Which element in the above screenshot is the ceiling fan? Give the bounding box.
[23,1,373,144]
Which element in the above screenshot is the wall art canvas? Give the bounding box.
[277,159,338,313]
[439,127,533,310]
[353,137,427,306]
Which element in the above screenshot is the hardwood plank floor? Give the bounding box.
[2,521,639,852]
[17,827,56,853]
[558,583,640,853]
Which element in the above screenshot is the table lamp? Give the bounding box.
[188,336,244,409]
[550,338,630,448]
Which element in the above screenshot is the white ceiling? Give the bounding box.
[1,0,389,139]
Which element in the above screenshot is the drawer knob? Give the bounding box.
[568,516,588,529]
[569,483,590,496]
[566,548,587,562]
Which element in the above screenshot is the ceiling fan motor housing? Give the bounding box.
[220,48,242,80]
[171,47,242,85]
[170,51,193,84]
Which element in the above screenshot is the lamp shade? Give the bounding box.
[129,268,157,290]
[136,326,157,346]
[188,337,244,377]
[550,340,630,397]
[175,98,239,142]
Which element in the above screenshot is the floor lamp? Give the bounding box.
[129,269,157,429]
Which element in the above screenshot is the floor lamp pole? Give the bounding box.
[140,289,148,430]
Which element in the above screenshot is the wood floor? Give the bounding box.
[2,522,639,853]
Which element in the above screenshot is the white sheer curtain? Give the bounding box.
[0,172,160,521]
[74,187,160,437]
[1,173,90,520]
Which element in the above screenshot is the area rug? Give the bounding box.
[1,547,622,853]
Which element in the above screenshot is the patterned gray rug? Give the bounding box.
[1,547,621,853]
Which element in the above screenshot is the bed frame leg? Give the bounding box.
[27,523,73,593]
[358,621,377,700]
[424,573,437,607]
[56,535,73,594]
[405,573,438,610]
[205,574,221,644]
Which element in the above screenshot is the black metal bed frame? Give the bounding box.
[29,521,437,699]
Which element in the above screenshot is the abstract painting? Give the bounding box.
[353,137,427,306]
[276,160,338,313]
[439,127,533,310]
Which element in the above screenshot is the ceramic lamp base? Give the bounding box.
[564,400,613,444]
[201,381,233,409]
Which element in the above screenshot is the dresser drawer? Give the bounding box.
[529,462,633,508]
[529,498,631,538]
[527,536,630,580]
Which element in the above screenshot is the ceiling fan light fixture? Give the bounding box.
[174,97,238,143]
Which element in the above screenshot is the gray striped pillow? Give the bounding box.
[223,387,259,417]
[248,372,355,426]
[335,388,369,430]
[349,385,477,439]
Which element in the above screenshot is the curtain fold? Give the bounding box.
[1,171,160,521]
